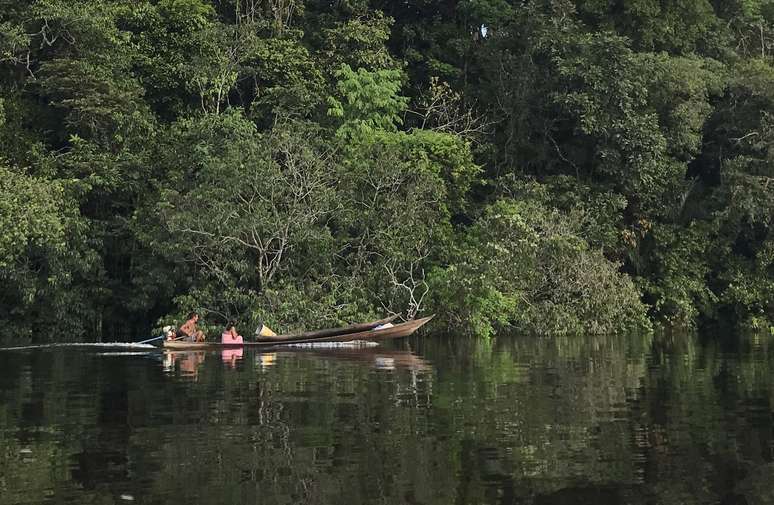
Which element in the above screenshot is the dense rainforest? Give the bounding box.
[0,0,772,343]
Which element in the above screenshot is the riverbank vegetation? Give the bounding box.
[1,0,772,342]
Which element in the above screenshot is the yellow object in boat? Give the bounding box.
[257,324,277,337]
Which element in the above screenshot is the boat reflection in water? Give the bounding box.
[222,347,244,368]
[256,352,276,369]
[163,350,206,379]
[162,346,431,378]
[287,348,432,372]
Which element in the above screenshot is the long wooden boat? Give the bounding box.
[163,315,434,350]
[259,314,400,342]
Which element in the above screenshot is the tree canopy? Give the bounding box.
[1,0,773,342]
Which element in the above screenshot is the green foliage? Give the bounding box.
[718,240,774,327]
[717,0,774,58]
[40,58,150,142]
[459,0,514,28]
[551,31,678,217]
[637,53,726,160]
[148,113,337,319]
[0,165,102,340]
[126,0,216,116]
[183,23,244,114]
[158,0,215,25]
[334,130,461,317]
[317,11,398,71]
[636,223,717,327]
[375,128,480,215]
[539,176,628,254]
[0,19,28,65]
[577,0,722,54]
[327,64,408,137]
[2,0,774,341]
[0,166,66,269]
[245,32,325,120]
[697,58,774,327]
[429,192,651,337]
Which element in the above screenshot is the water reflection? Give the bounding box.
[161,347,431,380]
[0,333,772,504]
[162,350,206,378]
[256,352,276,369]
[275,348,431,371]
[221,347,244,368]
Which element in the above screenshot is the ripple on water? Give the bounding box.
[0,334,773,505]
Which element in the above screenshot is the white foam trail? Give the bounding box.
[95,351,157,356]
[285,340,379,349]
[0,342,158,351]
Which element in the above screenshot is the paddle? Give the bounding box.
[137,331,195,345]
[137,335,165,345]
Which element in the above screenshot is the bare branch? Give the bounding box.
[410,77,494,142]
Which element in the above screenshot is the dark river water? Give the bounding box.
[1,332,772,505]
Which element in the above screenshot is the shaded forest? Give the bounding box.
[0,0,772,342]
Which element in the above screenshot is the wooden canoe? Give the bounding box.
[258,314,400,342]
[163,315,434,350]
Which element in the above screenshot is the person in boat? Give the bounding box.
[176,312,206,342]
[221,321,243,344]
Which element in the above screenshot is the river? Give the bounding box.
[0,332,772,504]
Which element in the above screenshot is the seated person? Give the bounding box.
[176,311,206,342]
[221,322,243,344]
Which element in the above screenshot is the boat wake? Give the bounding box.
[284,340,379,349]
[0,342,158,352]
[95,351,158,356]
